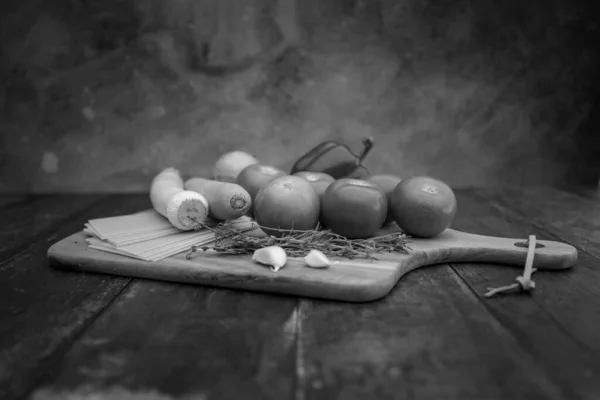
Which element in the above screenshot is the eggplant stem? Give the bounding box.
[358,137,375,164]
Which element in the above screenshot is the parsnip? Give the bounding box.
[150,168,209,230]
[212,150,259,183]
[184,177,251,221]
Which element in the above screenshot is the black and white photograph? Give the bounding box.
[0,1,598,399]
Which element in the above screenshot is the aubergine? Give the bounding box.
[290,137,374,179]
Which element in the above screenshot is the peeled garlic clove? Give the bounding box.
[252,246,287,272]
[304,249,331,268]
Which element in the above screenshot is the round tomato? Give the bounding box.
[236,164,286,215]
[254,175,320,237]
[389,176,457,238]
[292,171,335,198]
[320,179,387,239]
[366,174,402,225]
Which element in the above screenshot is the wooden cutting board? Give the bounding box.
[47,227,578,302]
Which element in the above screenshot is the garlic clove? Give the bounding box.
[304,249,331,268]
[252,246,287,272]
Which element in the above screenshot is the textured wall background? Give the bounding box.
[0,0,598,193]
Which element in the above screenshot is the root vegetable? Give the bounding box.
[184,177,252,221]
[150,167,209,230]
[213,150,259,183]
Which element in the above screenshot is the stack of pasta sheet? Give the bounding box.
[83,209,255,262]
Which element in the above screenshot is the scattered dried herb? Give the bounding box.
[186,217,411,261]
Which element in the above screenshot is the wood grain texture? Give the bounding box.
[29,280,299,400]
[557,184,600,201]
[446,189,600,399]
[298,267,566,400]
[473,186,600,258]
[0,195,152,400]
[47,227,577,303]
[0,195,29,208]
[0,194,103,261]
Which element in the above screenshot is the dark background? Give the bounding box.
[0,0,598,193]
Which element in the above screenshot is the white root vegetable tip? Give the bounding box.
[165,190,210,231]
[149,167,210,231]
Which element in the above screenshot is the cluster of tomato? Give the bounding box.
[235,164,457,240]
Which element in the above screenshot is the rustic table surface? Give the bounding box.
[1,186,600,400]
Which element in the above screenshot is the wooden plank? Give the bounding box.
[446,189,600,400]
[472,186,600,257]
[29,281,298,400]
[557,183,600,201]
[0,194,104,261]
[0,195,152,400]
[0,195,29,208]
[298,266,565,400]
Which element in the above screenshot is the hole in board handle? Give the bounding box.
[514,241,545,249]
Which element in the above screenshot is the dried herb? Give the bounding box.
[186,217,411,261]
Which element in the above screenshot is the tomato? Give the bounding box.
[320,179,387,239]
[389,176,457,238]
[366,174,402,225]
[254,175,320,237]
[236,164,286,215]
[292,171,335,198]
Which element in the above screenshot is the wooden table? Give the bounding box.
[1,186,600,400]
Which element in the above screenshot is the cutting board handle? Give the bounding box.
[400,229,578,275]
